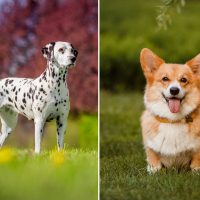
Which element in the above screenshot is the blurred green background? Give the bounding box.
[101,0,200,91]
[100,0,200,200]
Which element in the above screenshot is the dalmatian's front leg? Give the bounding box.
[56,115,68,151]
[34,118,45,153]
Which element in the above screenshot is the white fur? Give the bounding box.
[163,81,185,100]
[144,93,195,121]
[54,41,76,67]
[147,164,162,174]
[147,123,199,156]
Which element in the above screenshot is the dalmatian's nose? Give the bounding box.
[71,56,76,63]
[70,49,78,63]
[71,49,78,57]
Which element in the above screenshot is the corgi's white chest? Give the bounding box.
[147,123,200,156]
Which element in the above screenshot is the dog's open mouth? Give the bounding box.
[162,94,184,113]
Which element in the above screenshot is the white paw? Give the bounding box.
[191,167,200,173]
[147,164,162,174]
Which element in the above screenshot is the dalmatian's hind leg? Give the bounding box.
[0,107,18,147]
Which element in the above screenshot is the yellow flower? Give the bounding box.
[0,148,15,164]
[50,150,65,166]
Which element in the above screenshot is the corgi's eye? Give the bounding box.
[180,77,187,83]
[162,77,169,82]
[58,48,65,54]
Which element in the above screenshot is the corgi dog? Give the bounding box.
[140,48,200,173]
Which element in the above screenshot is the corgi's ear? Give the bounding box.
[186,54,200,75]
[140,48,165,80]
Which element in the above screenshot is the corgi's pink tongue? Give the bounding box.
[168,99,181,113]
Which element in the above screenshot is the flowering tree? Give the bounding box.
[0,0,98,112]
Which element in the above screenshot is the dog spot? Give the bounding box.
[23,80,28,85]
[63,74,66,82]
[5,79,9,86]
[37,107,42,113]
[42,71,47,81]
[27,93,31,99]
[40,88,47,95]
[22,98,26,104]
[8,97,13,103]
[52,69,55,79]
[20,105,25,110]
[14,102,18,109]
[9,80,14,84]
[12,86,16,92]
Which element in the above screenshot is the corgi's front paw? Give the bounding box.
[191,166,200,173]
[147,164,162,174]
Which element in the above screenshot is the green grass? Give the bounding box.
[0,148,98,200]
[0,114,98,200]
[100,91,200,200]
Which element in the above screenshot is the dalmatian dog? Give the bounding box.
[0,41,78,153]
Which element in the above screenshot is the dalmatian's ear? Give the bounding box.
[41,46,49,59]
[41,42,55,60]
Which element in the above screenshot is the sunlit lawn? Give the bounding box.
[0,114,98,200]
[0,148,97,200]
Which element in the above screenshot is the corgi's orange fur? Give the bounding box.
[140,48,200,173]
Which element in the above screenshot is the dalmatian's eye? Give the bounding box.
[58,48,65,54]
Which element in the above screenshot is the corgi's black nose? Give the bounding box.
[170,87,180,95]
